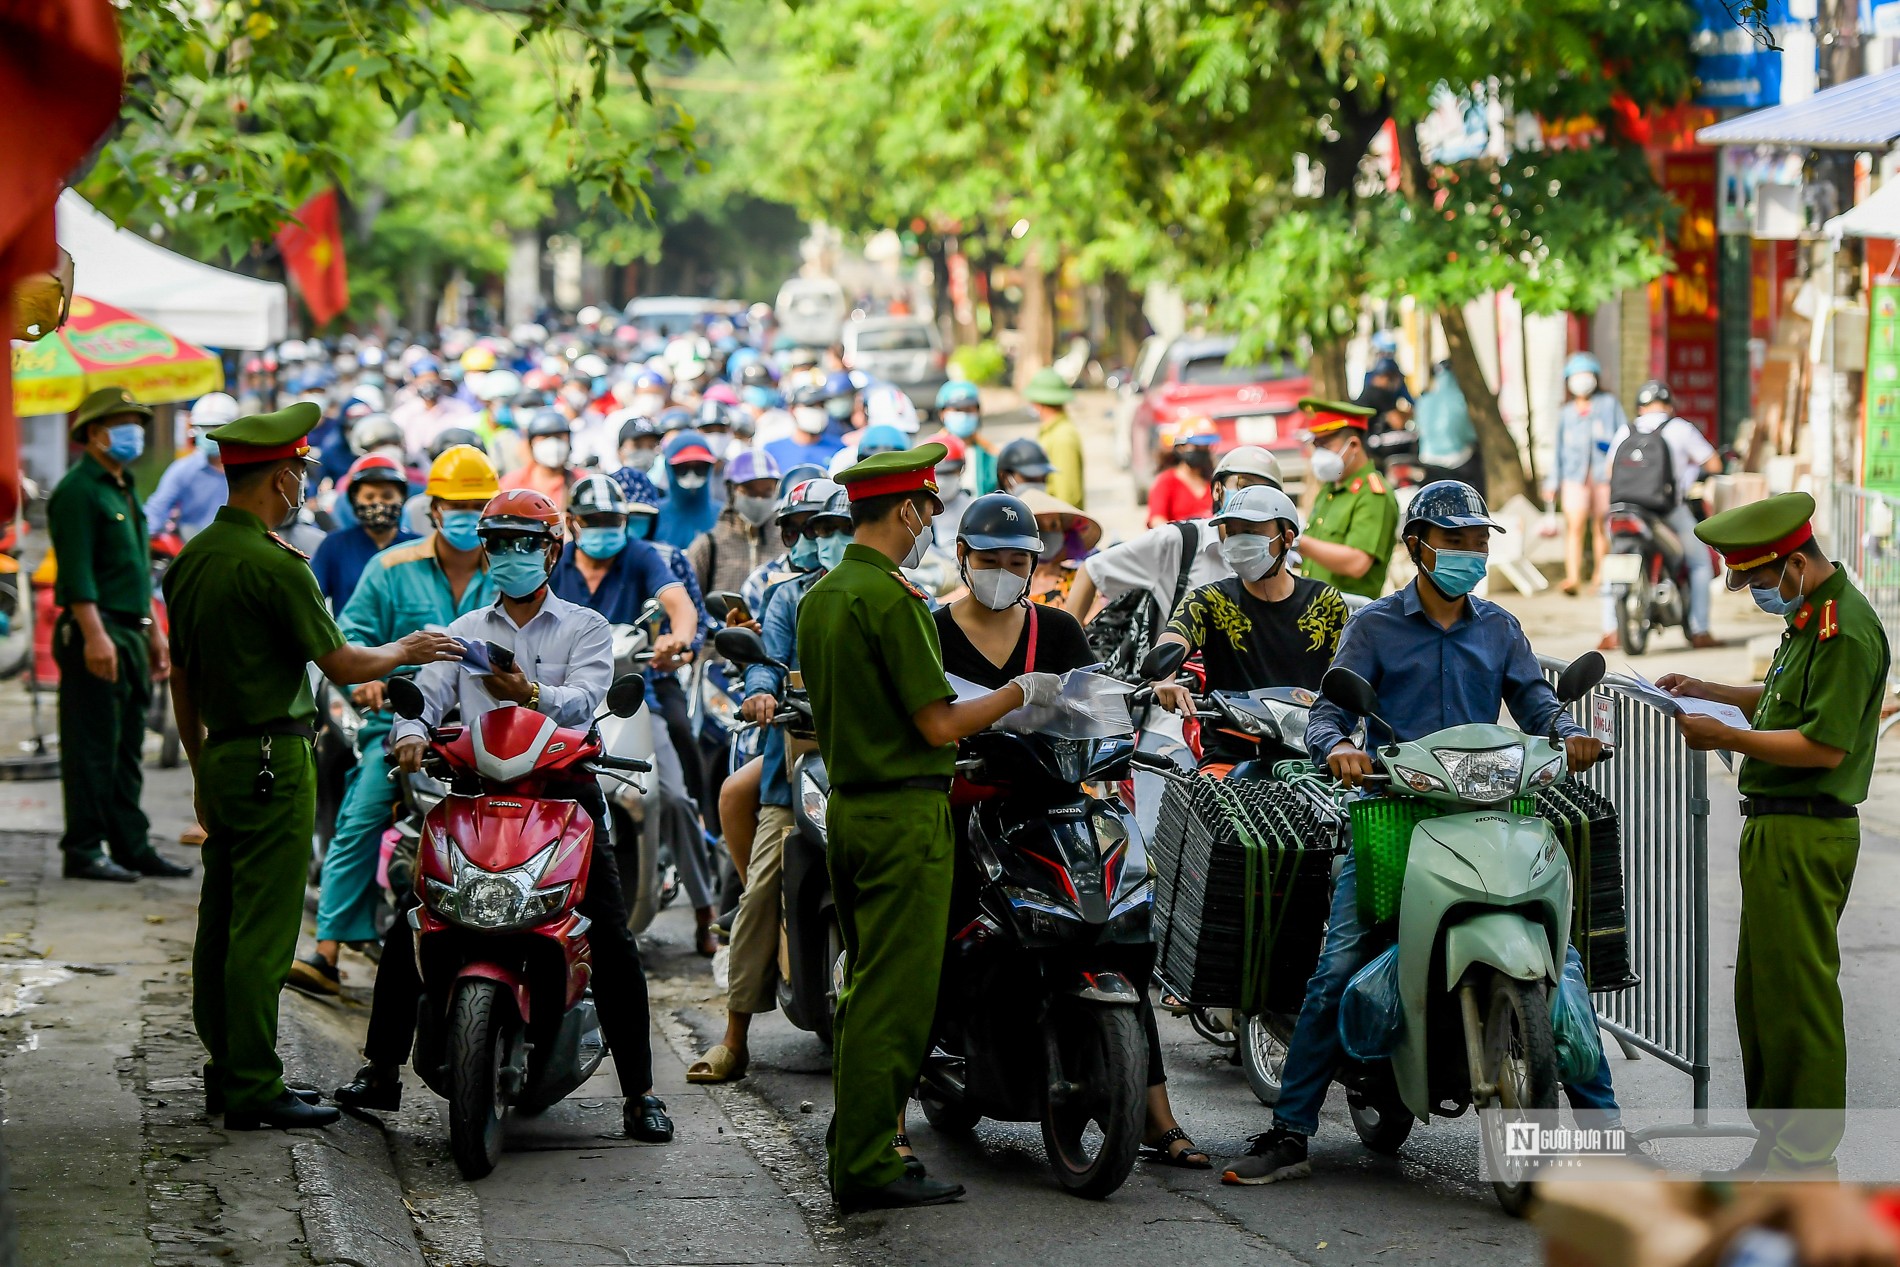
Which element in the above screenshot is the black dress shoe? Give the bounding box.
[837,1172,966,1212]
[128,852,193,878]
[333,1064,403,1112]
[624,1094,674,1143]
[204,1071,321,1116]
[63,855,138,882]
[225,1090,341,1130]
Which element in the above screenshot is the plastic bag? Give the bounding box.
[1551,947,1605,1085]
[951,667,1138,739]
[1338,944,1404,1062]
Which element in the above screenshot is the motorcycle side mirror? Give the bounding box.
[1556,651,1607,705]
[606,673,646,718]
[713,626,783,670]
[1321,666,1400,756]
[1138,640,1188,683]
[387,676,426,721]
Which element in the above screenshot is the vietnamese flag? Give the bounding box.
[276,189,349,327]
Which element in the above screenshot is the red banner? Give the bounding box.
[1662,152,1720,441]
[276,189,350,327]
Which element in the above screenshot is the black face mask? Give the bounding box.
[355,500,403,532]
[417,382,442,402]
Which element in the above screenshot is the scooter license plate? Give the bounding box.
[1600,553,1643,585]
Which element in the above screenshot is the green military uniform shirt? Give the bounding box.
[1739,567,1890,804]
[1303,466,1399,600]
[795,542,955,787]
[163,506,346,734]
[47,453,151,615]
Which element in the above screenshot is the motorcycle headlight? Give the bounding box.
[703,686,737,728]
[1528,753,1565,788]
[798,768,827,833]
[1392,764,1448,795]
[425,840,570,930]
[1047,739,1089,784]
[1432,745,1525,805]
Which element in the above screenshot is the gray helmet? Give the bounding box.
[526,408,572,438]
[348,413,404,455]
[568,472,630,518]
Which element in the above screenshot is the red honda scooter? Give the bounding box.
[386,673,649,1179]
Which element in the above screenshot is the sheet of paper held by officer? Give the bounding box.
[1622,669,1751,769]
[946,667,1137,738]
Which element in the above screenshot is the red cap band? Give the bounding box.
[1304,411,1368,434]
[1721,522,1813,572]
[218,439,311,466]
[844,468,941,501]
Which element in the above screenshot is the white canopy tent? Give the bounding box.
[54,190,287,351]
[1825,177,1900,240]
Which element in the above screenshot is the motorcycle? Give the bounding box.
[916,670,1155,1199]
[712,627,840,1046]
[310,674,366,871]
[1314,652,1609,1215]
[600,602,668,934]
[384,672,651,1180]
[1602,502,1691,655]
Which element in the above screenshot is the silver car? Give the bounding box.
[842,316,949,415]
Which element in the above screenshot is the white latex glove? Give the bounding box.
[1013,672,1061,709]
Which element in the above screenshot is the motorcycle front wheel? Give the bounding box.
[615,805,661,935]
[1040,1003,1145,1199]
[1616,582,1650,657]
[1477,972,1558,1218]
[447,978,519,1180]
[1240,1012,1294,1106]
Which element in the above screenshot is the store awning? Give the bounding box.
[1696,66,1900,149]
[1825,177,1900,239]
[54,190,287,351]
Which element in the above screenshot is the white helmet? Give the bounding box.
[1213,444,1285,490]
[1209,484,1302,534]
[863,383,919,434]
[189,392,241,430]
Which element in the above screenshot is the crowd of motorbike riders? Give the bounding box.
[137,307,1645,1209]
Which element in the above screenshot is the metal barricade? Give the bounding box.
[1540,655,1748,1141]
[1826,484,1900,737]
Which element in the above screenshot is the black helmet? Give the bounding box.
[788,380,828,409]
[738,362,775,390]
[957,492,1042,552]
[526,408,571,438]
[1635,379,1673,409]
[657,407,695,434]
[568,472,630,517]
[427,427,484,460]
[348,413,404,455]
[1403,480,1504,538]
[617,414,661,445]
[996,438,1053,479]
[696,399,739,431]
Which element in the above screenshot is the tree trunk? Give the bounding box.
[1103,271,1146,366]
[1439,303,1532,505]
[1014,241,1058,387]
[1309,339,1350,400]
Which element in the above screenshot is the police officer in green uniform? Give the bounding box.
[165,403,462,1130]
[1295,398,1399,601]
[47,387,192,882]
[1658,491,1891,1174]
[796,444,1060,1210]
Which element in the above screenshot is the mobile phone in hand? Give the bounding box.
[486,641,517,673]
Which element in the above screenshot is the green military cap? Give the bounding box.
[1695,490,1815,588]
[1297,397,1376,437]
[838,441,949,511]
[207,401,321,467]
[69,385,153,439]
[1024,367,1074,406]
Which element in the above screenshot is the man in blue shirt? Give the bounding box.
[310,454,418,612]
[286,445,500,997]
[1223,481,1614,1186]
[145,392,239,538]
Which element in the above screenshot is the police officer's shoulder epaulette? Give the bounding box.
[1794,602,1814,631]
[892,571,929,602]
[1818,597,1840,642]
[1367,472,1388,495]
[267,531,310,560]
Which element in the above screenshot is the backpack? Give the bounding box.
[1086,520,1198,679]
[1608,421,1678,514]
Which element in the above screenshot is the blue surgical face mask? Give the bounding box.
[627,513,656,541]
[578,525,628,560]
[104,422,145,464]
[790,536,821,570]
[489,551,550,599]
[494,404,515,427]
[195,432,219,459]
[1750,560,1806,617]
[437,509,483,552]
[943,410,980,439]
[815,532,850,571]
[1423,546,1488,598]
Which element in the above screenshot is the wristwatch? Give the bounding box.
[527,681,541,710]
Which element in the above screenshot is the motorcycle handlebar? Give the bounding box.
[589,754,652,773]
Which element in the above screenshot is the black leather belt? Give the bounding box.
[206,721,316,747]
[1740,795,1857,820]
[59,609,151,630]
[835,776,952,796]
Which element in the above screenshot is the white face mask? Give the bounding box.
[1567,373,1598,398]
[964,562,1029,610]
[623,447,658,473]
[1309,444,1346,485]
[674,469,709,491]
[633,393,667,417]
[793,406,829,435]
[532,437,570,469]
[1218,533,1281,582]
[936,465,963,500]
[733,492,776,526]
[702,432,731,460]
[899,500,933,569]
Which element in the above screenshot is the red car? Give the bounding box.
[1125,335,1312,499]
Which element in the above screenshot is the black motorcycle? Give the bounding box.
[918,700,1156,1199]
[1602,501,1692,655]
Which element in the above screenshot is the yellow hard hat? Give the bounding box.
[426,444,500,501]
[460,345,497,373]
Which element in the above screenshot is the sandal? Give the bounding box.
[893,1132,926,1177]
[1158,993,1190,1017]
[1143,1126,1212,1169]
[685,1044,748,1084]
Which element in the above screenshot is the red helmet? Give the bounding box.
[342,453,408,500]
[479,488,565,541]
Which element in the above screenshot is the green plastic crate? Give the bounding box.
[1351,794,1536,925]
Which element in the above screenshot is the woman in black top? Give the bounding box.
[920,493,1211,1170]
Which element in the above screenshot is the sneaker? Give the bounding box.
[286,953,341,997]
[1222,1127,1311,1185]
[1595,634,1620,652]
